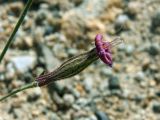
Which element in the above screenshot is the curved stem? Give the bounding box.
[0,0,33,63]
[0,82,37,101]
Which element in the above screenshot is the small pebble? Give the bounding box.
[63,94,75,107]
[100,67,113,77]
[10,55,36,74]
[35,10,47,25]
[125,44,135,55]
[53,92,64,105]
[108,76,121,90]
[134,71,145,82]
[27,88,41,102]
[148,44,159,56]
[76,98,88,107]
[115,14,130,33]
[127,1,141,18]
[95,111,110,120]
[155,91,160,97]
[44,25,54,36]
[67,48,78,56]
[83,75,93,93]
[49,113,61,120]
[9,2,23,16]
[153,103,160,113]
[6,62,15,79]
[154,73,160,82]
[151,10,160,33]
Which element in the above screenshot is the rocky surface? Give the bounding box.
[0,0,160,120]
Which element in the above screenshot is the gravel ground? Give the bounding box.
[0,0,160,120]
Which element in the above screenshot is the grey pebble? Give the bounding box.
[27,88,41,102]
[10,55,36,74]
[154,73,160,83]
[83,75,93,93]
[115,14,130,33]
[148,44,160,56]
[125,44,135,55]
[108,76,121,90]
[100,67,113,77]
[95,111,110,120]
[73,89,81,98]
[134,71,145,82]
[63,94,75,107]
[35,10,47,25]
[152,103,160,113]
[67,48,78,56]
[76,98,89,107]
[6,62,15,79]
[53,92,64,105]
[49,113,61,120]
[151,10,160,33]
[116,15,129,25]
[36,44,60,70]
[44,25,54,36]
[127,1,141,18]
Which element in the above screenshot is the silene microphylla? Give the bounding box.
[35,34,123,86]
[0,34,123,101]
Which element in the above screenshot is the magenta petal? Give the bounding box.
[95,34,113,67]
[95,34,103,43]
[98,51,112,67]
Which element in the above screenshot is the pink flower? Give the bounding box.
[95,34,123,67]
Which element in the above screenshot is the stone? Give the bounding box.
[154,73,160,82]
[113,63,122,73]
[149,64,158,72]
[32,110,40,117]
[108,76,121,90]
[153,103,160,113]
[70,88,81,98]
[89,115,97,120]
[115,14,130,33]
[151,10,160,33]
[27,88,41,102]
[67,48,78,56]
[134,71,145,82]
[63,94,75,107]
[125,44,135,55]
[148,44,159,56]
[44,25,54,36]
[6,62,15,79]
[35,10,47,25]
[155,91,160,97]
[24,36,34,48]
[10,55,36,74]
[53,92,64,105]
[9,2,23,16]
[49,113,61,120]
[52,44,68,58]
[95,111,110,120]
[127,1,141,18]
[100,67,113,77]
[76,98,88,107]
[142,57,151,71]
[83,75,93,93]
[36,44,60,70]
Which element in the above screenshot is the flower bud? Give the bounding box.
[36,48,99,86]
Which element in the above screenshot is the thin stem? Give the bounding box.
[0,0,33,63]
[0,81,37,101]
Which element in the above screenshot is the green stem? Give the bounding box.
[0,82,37,101]
[0,0,33,63]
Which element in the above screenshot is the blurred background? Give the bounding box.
[0,0,160,120]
